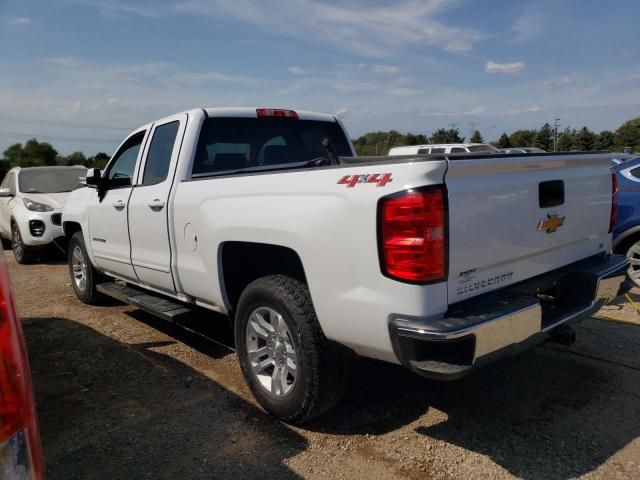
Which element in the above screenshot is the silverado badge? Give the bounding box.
[537,214,565,233]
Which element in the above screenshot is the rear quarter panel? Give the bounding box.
[172,160,447,362]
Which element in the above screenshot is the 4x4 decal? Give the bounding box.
[337,173,393,188]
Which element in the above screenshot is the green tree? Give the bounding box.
[89,152,110,169]
[65,151,87,166]
[469,130,484,143]
[509,129,536,148]
[430,128,464,143]
[3,143,24,166]
[404,133,429,146]
[534,123,554,151]
[3,139,58,167]
[497,133,511,148]
[594,130,615,151]
[615,117,640,152]
[556,127,577,151]
[576,126,596,151]
[22,139,58,166]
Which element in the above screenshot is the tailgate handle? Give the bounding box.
[539,180,564,208]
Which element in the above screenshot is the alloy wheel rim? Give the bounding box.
[71,245,87,291]
[626,242,640,287]
[245,306,297,397]
[12,225,23,259]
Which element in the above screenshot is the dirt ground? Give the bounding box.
[8,251,640,479]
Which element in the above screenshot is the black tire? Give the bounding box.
[68,231,107,304]
[11,222,35,264]
[235,275,351,423]
[1,236,12,250]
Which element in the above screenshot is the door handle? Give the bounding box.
[148,199,165,211]
[113,200,126,211]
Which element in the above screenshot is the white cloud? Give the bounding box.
[12,17,31,25]
[172,70,262,86]
[371,65,400,74]
[45,57,79,67]
[485,60,526,74]
[287,66,308,75]
[422,106,485,117]
[541,76,572,90]
[82,0,487,57]
[497,106,542,117]
[389,87,422,97]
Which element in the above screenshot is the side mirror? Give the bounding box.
[85,168,102,188]
[0,188,12,197]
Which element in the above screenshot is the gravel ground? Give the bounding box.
[8,251,640,479]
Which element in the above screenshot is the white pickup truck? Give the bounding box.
[62,107,629,422]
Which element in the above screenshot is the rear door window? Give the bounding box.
[142,121,180,186]
[417,148,430,154]
[450,147,466,153]
[430,147,446,154]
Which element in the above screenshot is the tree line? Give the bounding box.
[352,117,640,156]
[2,117,639,167]
[1,139,111,170]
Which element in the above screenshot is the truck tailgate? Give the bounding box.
[445,153,613,303]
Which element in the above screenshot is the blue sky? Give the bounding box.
[0,0,639,155]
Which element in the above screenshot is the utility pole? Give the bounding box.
[553,118,561,152]
[468,122,478,140]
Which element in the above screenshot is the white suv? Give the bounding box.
[0,166,86,263]
[388,143,499,155]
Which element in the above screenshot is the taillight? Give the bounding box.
[0,257,43,479]
[256,108,299,119]
[609,172,618,233]
[256,108,298,120]
[379,186,447,283]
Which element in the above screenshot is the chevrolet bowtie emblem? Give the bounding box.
[538,214,565,233]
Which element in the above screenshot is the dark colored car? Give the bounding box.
[612,156,640,285]
[0,255,43,479]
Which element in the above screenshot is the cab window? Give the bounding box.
[142,122,180,186]
[106,132,146,188]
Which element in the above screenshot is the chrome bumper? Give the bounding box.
[389,254,631,380]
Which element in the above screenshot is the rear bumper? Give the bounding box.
[389,253,631,380]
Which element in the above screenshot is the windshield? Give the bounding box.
[192,117,353,176]
[467,145,499,153]
[18,167,87,193]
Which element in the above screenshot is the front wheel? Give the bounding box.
[12,222,34,264]
[68,231,106,304]
[235,275,351,423]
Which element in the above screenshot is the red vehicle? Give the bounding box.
[0,256,43,479]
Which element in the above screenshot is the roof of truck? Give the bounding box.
[203,107,337,122]
[132,108,340,135]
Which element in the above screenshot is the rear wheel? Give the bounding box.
[68,231,106,304]
[625,239,640,287]
[12,222,34,264]
[235,275,350,423]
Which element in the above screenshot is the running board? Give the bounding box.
[96,282,193,322]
